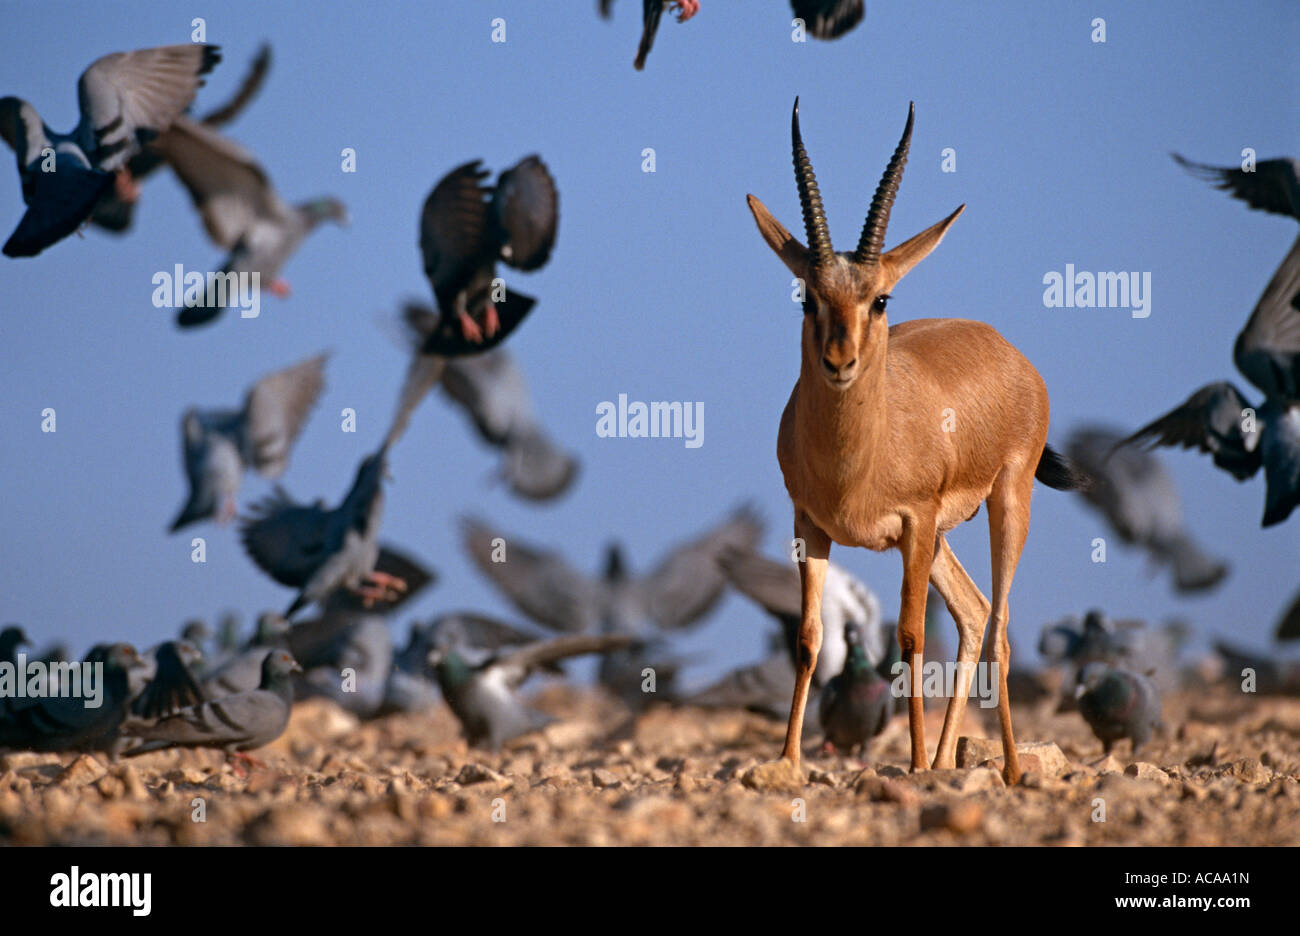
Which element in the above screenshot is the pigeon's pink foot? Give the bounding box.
[673,0,700,22]
[352,582,391,607]
[114,168,141,203]
[482,304,501,339]
[229,751,266,776]
[219,496,237,524]
[367,571,408,593]
[819,740,836,757]
[457,310,484,343]
[269,279,291,298]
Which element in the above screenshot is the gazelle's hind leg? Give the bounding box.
[986,462,1036,785]
[930,537,992,769]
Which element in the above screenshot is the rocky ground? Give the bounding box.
[1,684,1298,845]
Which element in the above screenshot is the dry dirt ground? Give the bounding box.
[2,685,1299,845]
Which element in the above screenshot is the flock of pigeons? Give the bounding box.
[1,27,1297,773]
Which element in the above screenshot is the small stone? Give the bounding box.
[950,767,1004,793]
[1125,762,1173,784]
[55,754,105,787]
[920,800,984,835]
[592,768,622,789]
[1225,758,1270,784]
[856,776,921,807]
[455,763,505,786]
[741,759,805,793]
[1091,754,1125,774]
[956,737,1001,768]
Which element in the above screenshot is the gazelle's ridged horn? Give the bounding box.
[854,102,915,266]
[791,98,834,268]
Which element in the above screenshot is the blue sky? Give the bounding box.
[0,1,1297,686]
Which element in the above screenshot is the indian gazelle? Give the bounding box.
[745,100,1086,787]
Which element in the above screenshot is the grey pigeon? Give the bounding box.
[1075,662,1163,756]
[200,612,289,697]
[440,349,579,501]
[123,649,301,761]
[239,446,397,619]
[171,352,328,531]
[154,115,346,328]
[817,621,894,756]
[0,44,220,256]
[428,631,634,749]
[717,546,885,689]
[1066,425,1227,592]
[91,43,271,233]
[0,643,143,752]
[417,155,557,352]
[131,641,205,721]
[461,505,762,704]
[0,625,28,665]
[1212,639,1300,694]
[1121,158,1300,526]
[684,633,797,720]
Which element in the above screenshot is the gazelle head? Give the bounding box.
[748,99,964,390]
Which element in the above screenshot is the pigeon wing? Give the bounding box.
[790,0,866,40]
[240,352,328,478]
[491,155,558,271]
[1235,233,1300,401]
[1120,382,1262,480]
[240,488,336,588]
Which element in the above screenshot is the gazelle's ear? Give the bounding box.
[747,194,809,278]
[880,204,964,288]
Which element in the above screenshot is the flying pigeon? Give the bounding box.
[123,649,301,767]
[0,44,220,257]
[716,546,885,689]
[1120,156,1300,526]
[428,631,634,749]
[130,640,205,721]
[790,0,866,39]
[171,352,328,531]
[440,349,579,501]
[239,446,399,619]
[0,643,144,752]
[1065,425,1228,592]
[1212,639,1300,694]
[1075,662,1163,756]
[91,43,271,233]
[418,155,557,350]
[153,115,347,328]
[460,505,762,704]
[633,0,700,71]
[817,621,894,756]
[684,632,797,720]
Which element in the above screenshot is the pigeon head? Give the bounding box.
[0,97,37,156]
[95,642,145,673]
[427,647,472,688]
[301,197,348,227]
[1075,661,1118,698]
[260,649,303,687]
[180,619,210,645]
[0,625,30,657]
[1082,609,1109,634]
[603,543,628,582]
[174,640,204,669]
[254,612,290,645]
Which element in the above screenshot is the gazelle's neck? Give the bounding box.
[795,328,890,472]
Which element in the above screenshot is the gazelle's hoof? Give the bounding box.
[742,758,805,792]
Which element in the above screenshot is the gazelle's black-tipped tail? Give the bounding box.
[1035,444,1091,491]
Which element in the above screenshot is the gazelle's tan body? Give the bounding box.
[744,102,1081,789]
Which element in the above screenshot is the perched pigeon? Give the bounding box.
[123,649,301,763]
[1066,426,1227,592]
[440,350,579,501]
[461,505,762,704]
[91,43,271,233]
[153,115,347,327]
[428,632,634,749]
[1075,662,1163,756]
[200,612,289,697]
[240,445,398,619]
[0,44,220,257]
[418,155,557,350]
[717,546,884,688]
[0,643,143,752]
[130,641,205,721]
[1120,157,1300,526]
[0,625,28,665]
[817,621,894,756]
[170,352,328,531]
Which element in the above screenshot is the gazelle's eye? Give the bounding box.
[872,294,890,313]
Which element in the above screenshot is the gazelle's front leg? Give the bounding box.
[898,513,938,771]
[778,513,830,763]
